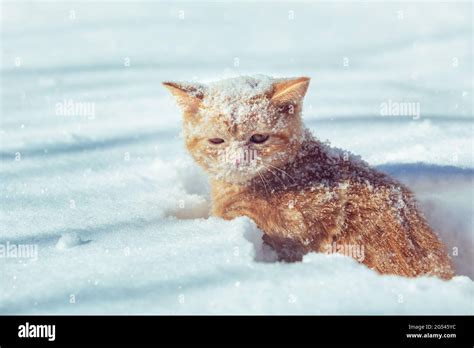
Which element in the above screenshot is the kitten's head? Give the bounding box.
[163,75,310,184]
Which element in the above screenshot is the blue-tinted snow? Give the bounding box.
[0,1,472,314]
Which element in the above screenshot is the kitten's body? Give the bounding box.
[164,75,454,279]
[212,133,453,278]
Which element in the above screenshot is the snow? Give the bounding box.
[200,75,274,123]
[0,1,473,314]
[56,232,87,250]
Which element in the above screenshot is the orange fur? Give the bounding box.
[164,76,454,279]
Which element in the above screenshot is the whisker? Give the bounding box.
[267,164,296,183]
[257,172,269,195]
[261,171,273,193]
[262,164,287,189]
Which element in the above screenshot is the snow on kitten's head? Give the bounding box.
[163,75,310,184]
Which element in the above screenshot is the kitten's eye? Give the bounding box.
[250,134,269,144]
[208,138,225,145]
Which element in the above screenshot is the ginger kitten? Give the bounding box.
[163,75,454,279]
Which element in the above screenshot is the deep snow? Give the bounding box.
[0,1,472,314]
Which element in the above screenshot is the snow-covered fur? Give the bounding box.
[163,75,454,279]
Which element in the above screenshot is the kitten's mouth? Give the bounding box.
[210,149,292,185]
[209,146,265,183]
[211,162,264,184]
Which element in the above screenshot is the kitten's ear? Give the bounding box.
[162,81,206,113]
[270,77,310,107]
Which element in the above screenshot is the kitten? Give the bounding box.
[163,75,454,279]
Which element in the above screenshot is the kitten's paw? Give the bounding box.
[262,234,306,263]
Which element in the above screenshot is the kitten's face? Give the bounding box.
[164,76,310,184]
